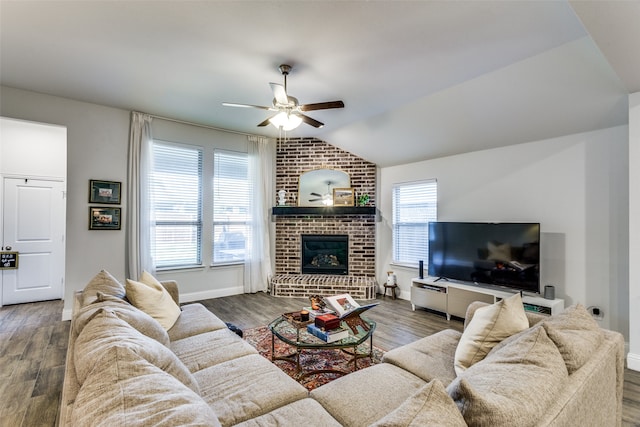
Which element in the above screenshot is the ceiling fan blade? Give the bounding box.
[299,101,345,112]
[310,192,322,197]
[299,114,324,128]
[257,116,276,127]
[309,198,322,202]
[270,83,289,105]
[222,102,274,111]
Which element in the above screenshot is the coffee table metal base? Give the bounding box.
[271,334,374,379]
[269,319,375,379]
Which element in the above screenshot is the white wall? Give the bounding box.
[0,86,250,316]
[1,117,67,178]
[377,126,629,335]
[1,87,129,316]
[628,92,640,370]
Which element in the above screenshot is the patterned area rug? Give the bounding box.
[244,325,384,391]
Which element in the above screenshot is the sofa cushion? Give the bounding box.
[541,304,604,373]
[71,345,220,427]
[447,325,568,426]
[81,270,126,307]
[126,271,181,330]
[310,363,427,427]
[233,398,342,427]
[170,328,257,373]
[168,303,228,341]
[454,292,528,375]
[74,309,198,393]
[73,292,170,346]
[194,354,308,426]
[370,380,466,427]
[382,329,461,385]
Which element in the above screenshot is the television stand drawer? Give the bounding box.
[411,280,447,315]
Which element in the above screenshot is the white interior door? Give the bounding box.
[2,178,65,305]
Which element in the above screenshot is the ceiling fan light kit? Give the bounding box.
[223,64,344,130]
[269,112,302,131]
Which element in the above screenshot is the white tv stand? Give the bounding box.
[411,277,564,320]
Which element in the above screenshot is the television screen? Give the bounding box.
[428,222,540,294]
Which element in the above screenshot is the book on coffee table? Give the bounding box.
[324,293,379,319]
[306,324,349,343]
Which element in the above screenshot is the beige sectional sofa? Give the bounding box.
[60,271,625,426]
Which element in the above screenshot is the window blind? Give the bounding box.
[213,150,250,264]
[151,142,203,268]
[392,179,437,266]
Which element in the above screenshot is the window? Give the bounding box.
[150,142,203,268]
[213,150,250,265]
[392,180,437,266]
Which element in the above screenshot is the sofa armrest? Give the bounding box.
[161,280,180,305]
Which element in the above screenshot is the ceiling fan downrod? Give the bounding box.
[279,64,291,93]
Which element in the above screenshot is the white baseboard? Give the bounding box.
[628,352,640,372]
[62,308,72,321]
[180,286,244,303]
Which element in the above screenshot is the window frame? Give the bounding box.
[212,149,251,266]
[392,179,438,268]
[150,140,204,270]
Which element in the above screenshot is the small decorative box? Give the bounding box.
[314,313,340,330]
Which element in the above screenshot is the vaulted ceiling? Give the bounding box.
[1,1,638,166]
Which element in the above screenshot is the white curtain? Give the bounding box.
[244,136,275,293]
[126,112,155,280]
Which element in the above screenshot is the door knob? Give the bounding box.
[5,246,11,251]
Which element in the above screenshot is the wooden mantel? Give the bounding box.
[271,206,376,216]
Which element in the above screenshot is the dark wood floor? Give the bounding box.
[1,293,639,426]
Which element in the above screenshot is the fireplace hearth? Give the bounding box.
[301,234,348,275]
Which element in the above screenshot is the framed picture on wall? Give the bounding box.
[333,188,355,206]
[89,180,121,204]
[89,206,122,230]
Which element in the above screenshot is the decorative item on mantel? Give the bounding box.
[357,193,370,206]
[278,189,287,206]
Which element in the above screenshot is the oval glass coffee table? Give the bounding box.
[268,316,376,379]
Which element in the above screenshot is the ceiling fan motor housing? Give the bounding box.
[279,64,292,75]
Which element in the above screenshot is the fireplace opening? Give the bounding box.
[301,234,348,275]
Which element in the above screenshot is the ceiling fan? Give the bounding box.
[222,64,344,130]
[309,182,334,205]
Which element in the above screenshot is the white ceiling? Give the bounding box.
[1,1,638,167]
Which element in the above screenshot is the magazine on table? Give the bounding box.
[324,293,379,319]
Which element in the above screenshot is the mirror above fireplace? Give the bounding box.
[298,168,350,207]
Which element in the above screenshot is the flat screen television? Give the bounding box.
[428,222,540,294]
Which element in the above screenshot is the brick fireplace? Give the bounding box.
[271,138,378,300]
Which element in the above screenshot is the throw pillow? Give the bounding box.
[73,292,170,346]
[447,325,568,426]
[541,304,604,374]
[370,380,466,426]
[454,292,528,375]
[81,270,126,307]
[74,308,198,393]
[126,271,181,330]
